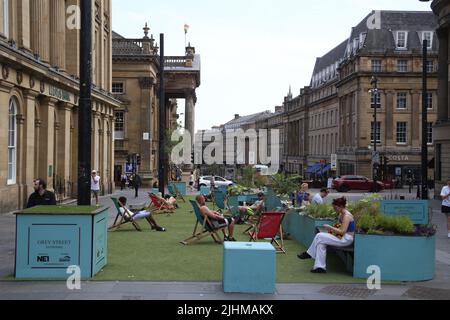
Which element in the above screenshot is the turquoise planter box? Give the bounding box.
[381,200,429,224]
[354,234,435,282]
[169,182,187,196]
[223,242,276,294]
[283,210,334,248]
[15,206,108,279]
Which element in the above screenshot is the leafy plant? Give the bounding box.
[228,184,250,196]
[305,204,338,220]
[269,173,300,196]
[357,213,415,235]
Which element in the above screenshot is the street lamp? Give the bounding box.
[369,76,380,192]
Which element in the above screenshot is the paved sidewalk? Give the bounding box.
[0,188,449,300]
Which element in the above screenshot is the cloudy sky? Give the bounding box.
[112,0,432,131]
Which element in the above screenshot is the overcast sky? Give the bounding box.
[112,0,432,131]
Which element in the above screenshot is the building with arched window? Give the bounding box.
[0,1,121,214]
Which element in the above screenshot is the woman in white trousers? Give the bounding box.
[298,197,355,273]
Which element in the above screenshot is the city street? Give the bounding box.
[0,187,449,300]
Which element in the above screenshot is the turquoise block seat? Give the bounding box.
[223,242,276,294]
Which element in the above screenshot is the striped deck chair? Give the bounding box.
[181,200,225,245]
[108,197,142,232]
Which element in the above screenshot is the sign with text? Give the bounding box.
[331,154,337,171]
[29,225,80,268]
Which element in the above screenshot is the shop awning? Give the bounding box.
[306,163,322,174]
[319,164,331,174]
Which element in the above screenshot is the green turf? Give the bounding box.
[94,197,366,283]
[19,205,104,215]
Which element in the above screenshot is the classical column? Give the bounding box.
[71,107,79,197]
[139,77,154,185]
[436,27,449,122]
[57,104,72,192]
[17,0,31,51]
[38,97,57,189]
[30,0,50,63]
[185,90,196,144]
[50,0,66,70]
[91,110,100,172]
[20,91,38,206]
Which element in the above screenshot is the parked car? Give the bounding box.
[199,176,234,188]
[332,175,384,192]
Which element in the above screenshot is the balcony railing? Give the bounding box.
[113,38,156,56]
[164,56,189,68]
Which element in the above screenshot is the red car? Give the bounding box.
[332,175,385,192]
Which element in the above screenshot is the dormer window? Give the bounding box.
[422,31,433,49]
[396,31,408,50]
[359,33,367,48]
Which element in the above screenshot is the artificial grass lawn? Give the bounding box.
[94,196,365,284]
[20,205,102,215]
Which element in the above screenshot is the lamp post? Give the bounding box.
[421,39,429,200]
[78,0,92,205]
[370,76,380,193]
[158,33,166,196]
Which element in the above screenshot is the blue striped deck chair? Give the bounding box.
[180,200,224,245]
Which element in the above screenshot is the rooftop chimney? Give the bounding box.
[234,114,240,119]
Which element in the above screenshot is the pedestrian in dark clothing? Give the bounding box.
[26,179,57,208]
[133,173,142,198]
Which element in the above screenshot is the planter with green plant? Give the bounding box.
[354,212,436,281]
[283,204,338,248]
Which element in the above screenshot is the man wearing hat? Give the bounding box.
[91,170,101,206]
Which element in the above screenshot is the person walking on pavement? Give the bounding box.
[91,170,101,206]
[120,173,127,191]
[441,178,450,239]
[133,173,142,198]
[189,171,195,192]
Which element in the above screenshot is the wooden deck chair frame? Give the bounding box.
[148,193,175,216]
[248,212,286,254]
[181,200,225,245]
[169,183,186,203]
[108,197,142,232]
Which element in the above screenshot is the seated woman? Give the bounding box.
[297,183,310,207]
[237,193,265,223]
[297,197,355,273]
[118,197,166,232]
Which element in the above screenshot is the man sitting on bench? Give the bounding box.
[196,195,236,241]
[118,197,166,232]
[297,197,355,274]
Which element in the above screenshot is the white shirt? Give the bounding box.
[441,186,450,207]
[312,193,324,205]
[91,175,101,191]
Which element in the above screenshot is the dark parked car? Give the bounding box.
[332,175,384,192]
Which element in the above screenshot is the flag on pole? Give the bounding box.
[184,24,190,34]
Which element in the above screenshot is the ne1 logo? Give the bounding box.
[37,256,49,262]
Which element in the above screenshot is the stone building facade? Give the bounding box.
[112,25,200,186]
[283,10,438,184]
[0,0,120,214]
[430,0,450,198]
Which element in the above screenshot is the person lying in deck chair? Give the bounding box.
[236,192,265,224]
[196,195,236,242]
[118,197,166,232]
[164,194,179,209]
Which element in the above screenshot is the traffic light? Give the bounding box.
[136,154,141,166]
[191,151,195,165]
[126,154,131,164]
